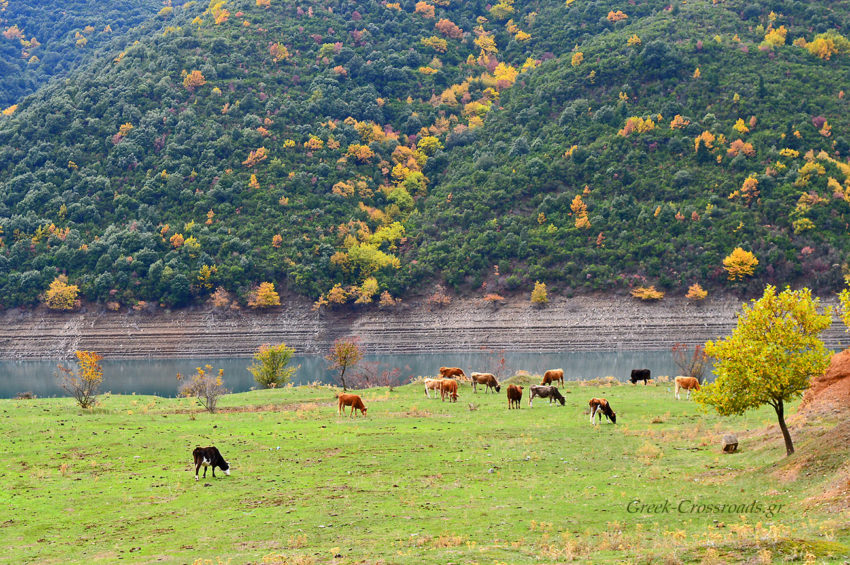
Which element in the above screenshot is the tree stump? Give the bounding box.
[721,434,739,453]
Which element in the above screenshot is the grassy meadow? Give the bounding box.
[2,375,849,564]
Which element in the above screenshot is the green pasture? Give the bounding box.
[2,377,848,564]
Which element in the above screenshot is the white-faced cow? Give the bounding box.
[192,446,230,481]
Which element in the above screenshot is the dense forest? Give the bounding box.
[1,0,849,310]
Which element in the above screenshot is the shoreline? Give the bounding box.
[1,295,847,360]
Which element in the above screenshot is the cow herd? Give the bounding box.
[194,366,702,479]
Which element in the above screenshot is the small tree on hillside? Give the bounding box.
[696,285,832,456]
[44,275,81,310]
[671,343,710,383]
[248,343,299,388]
[839,283,850,330]
[57,350,104,408]
[326,337,363,391]
[531,281,548,306]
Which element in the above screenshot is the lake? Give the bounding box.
[0,350,706,398]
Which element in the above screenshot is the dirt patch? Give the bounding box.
[799,349,850,415]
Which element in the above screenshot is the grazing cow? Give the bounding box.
[440,379,458,402]
[674,376,701,400]
[192,446,230,481]
[588,398,616,425]
[528,385,566,407]
[541,369,564,387]
[424,378,444,398]
[439,367,466,380]
[470,372,501,393]
[337,393,368,416]
[630,368,651,385]
[507,384,523,409]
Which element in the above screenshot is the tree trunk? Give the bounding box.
[339,366,347,392]
[773,399,794,456]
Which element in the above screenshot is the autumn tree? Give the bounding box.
[723,248,758,281]
[697,286,832,456]
[57,350,104,408]
[178,365,228,413]
[183,70,206,90]
[248,343,298,388]
[326,337,363,391]
[44,275,80,310]
[249,282,281,308]
[671,343,710,383]
[531,280,548,306]
[840,283,850,330]
[686,283,707,301]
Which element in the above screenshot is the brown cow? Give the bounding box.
[470,372,500,393]
[589,398,616,425]
[439,366,466,380]
[541,369,564,386]
[507,384,523,409]
[674,376,701,400]
[440,379,458,402]
[337,393,367,417]
[424,378,444,398]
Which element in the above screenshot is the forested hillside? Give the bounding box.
[0,0,179,107]
[1,0,849,310]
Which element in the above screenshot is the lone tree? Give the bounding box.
[178,365,228,413]
[57,350,104,408]
[671,343,710,383]
[696,285,832,456]
[326,337,363,391]
[248,343,299,388]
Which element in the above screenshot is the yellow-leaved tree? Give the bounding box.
[248,282,281,308]
[530,280,548,306]
[44,275,80,310]
[248,343,299,388]
[696,286,832,456]
[723,247,758,280]
[58,350,104,408]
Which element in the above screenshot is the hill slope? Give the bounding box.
[1,0,849,309]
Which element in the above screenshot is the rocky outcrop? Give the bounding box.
[0,296,846,360]
[800,348,850,414]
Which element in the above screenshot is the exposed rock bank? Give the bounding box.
[800,348,850,415]
[1,296,846,360]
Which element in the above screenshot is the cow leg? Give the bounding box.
[195,463,201,481]
[203,466,207,478]
[212,467,216,478]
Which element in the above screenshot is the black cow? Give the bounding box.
[193,446,230,481]
[630,369,651,385]
[528,385,566,407]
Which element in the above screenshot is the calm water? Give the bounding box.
[0,350,703,398]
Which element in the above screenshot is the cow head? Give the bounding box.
[494,385,501,393]
[361,407,368,415]
[609,411,617,424]
[221,459,231,475]
[555,393,565,406]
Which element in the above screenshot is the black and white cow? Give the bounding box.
[192,446,230,480]
[630,369,651,385]
[528,385,566,407]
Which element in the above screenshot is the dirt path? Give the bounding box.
[1,295,846,359]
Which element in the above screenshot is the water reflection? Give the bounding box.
[0,350,706,398]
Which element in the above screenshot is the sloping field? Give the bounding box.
[2,379,848,563]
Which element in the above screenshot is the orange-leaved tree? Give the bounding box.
[326,337,363,391]
[57,350,104,408]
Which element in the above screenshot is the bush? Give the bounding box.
[531,280,548,305]
[248,343,299,388]
[178,365,228,413]
[57,350,103,409]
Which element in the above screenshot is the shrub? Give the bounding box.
[531,280,548,305]
[178,365,228,413]
[44,275,80,311]
[57,350,104,408]
[630,286,664,300]
[248,343,299,388]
